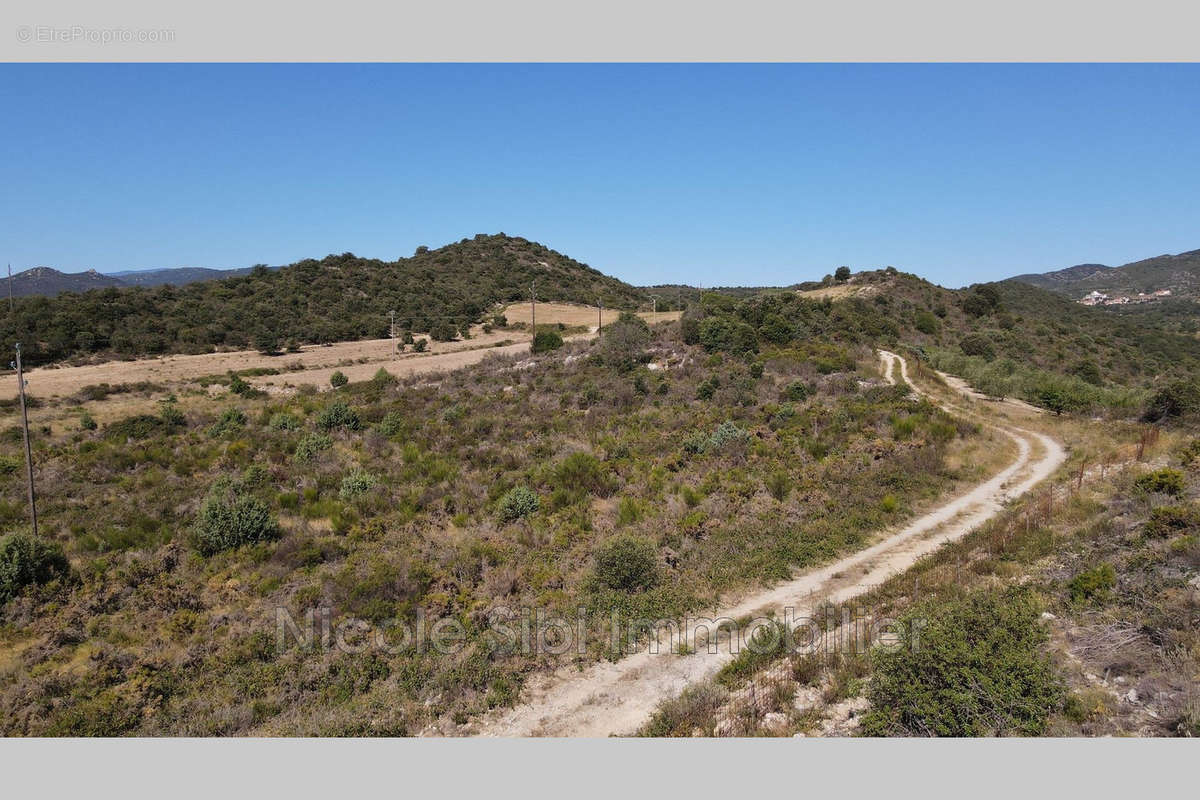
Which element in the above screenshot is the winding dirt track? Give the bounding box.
[471,351,1067,737]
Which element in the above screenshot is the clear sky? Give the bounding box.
[2,63,1197,288]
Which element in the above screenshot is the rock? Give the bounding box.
[792,732,807,738]
[690,727,705,738]
[1125,689,1139,704]
[762,712,788,732]
[714,718,737,737]
[1040,611,1057,620]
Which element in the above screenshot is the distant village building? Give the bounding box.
[1080,291,1108,306]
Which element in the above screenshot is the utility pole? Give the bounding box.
[650,294,660,317]
[13,344,37,537]
[530,281,536,335]
[597,296,603,333]
[390,310,397,358]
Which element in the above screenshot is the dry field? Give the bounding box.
[0,303,679,429]
[502,301,680,331]
[795,283,878,301]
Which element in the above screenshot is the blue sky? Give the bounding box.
[2,64,1197,288]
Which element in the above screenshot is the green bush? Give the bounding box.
[592,533,659,592]
[430,322,457,342]
[553,451,614,496]
[339,469,378,501]
[229,373,252,395]
[208,407,248,438]
[764,470,789,501]
[316,401,361,431]
[1144,504,1199,537]
[104,414,164,441]
[294,432,334,461]
[192,486,279,556]
[959,333,996,361]
[1134,467,1185,496]
[860,588,1063,736]
[372,367,397,386]
[783,380,809,402]
[914,310,940,335]
[1144,378,1200,422]
[79,412,97,431]
[497,486,539,523]
[706,420,750,452]
[0,531,69,604]
[1067,564,1116,604]
[376,411,404,437]
[329,371,349,389]
[269,412,301,431]
[531,329,564,354]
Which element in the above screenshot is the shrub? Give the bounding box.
[1134,467,1185,496]
[229,373,252,395]
[316,401,360,431]
[372,367,396,386]
[104,414,164,441]
[329,371,349,389]
[208,407,248,438]
[1067,564,1116,604]
[959,333,996,361]
[834,266,851,282]
[783,380,809,402]
[0,532,69,604]
[1144,378,1200,422]
[554,451,613,496]
[192,486,279,556]
[79,412,97,431]
[1144,505,1199,537]
[413,339,428,353]
[860,588,1063,736]
[598,313,652,369]
[294,432,334,461]
[339,469,378,501]
[430,322,458,342]
[531,329,564,354]
[765,470,789,501]
[269,412,301,431]
[376,411,404,437]
[706,420,750,452]
[159,401,186,429]
[497,486,539,523]
[592,534,659,592]
[914,310,939,335]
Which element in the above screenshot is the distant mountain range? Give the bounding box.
[1010,248,1200,299]
[5,264,260,297]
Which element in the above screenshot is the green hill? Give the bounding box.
[0,234,646,366]
[1010,248,1200,299]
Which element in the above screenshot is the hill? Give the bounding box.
[0,234,646,366]
[7,267,126,297]
[108,266,260,288]
[1011,248,1200,299]
[686,268,1200,414]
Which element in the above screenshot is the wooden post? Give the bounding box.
[14,344,38,537]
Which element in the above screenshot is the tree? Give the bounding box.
[430,321,457,342]
[329,370,349,389]
[597,312,651,369]
[959,333,996,361]
[834,266,851,282]
[531,329,564,353]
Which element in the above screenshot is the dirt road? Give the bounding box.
[472,350,1067,737]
